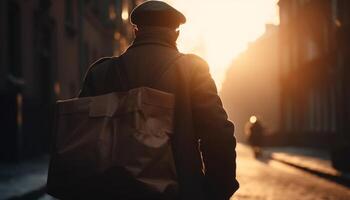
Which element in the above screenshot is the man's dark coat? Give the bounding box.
[79,27,239,200]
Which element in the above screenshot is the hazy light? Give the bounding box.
[109,5,117,20]
[164,0,279,89]
[114,32,121,40]
[335,19,342,27]
[122,9,129,21]
[54,82,61,96]
[250,116,257,123]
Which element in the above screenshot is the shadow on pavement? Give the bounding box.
[260,149,350,189]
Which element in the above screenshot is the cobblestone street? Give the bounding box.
[1,144,350,200]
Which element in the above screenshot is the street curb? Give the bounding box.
[271,155,350,188]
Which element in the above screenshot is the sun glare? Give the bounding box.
[164,0,279,89]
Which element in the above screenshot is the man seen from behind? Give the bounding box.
[79,1,239,199]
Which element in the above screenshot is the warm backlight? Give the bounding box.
[165,0,279,89]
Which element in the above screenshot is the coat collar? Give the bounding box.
[129,27,179,51]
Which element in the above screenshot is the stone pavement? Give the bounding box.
[0,156,50,200]
[1,145,349,200]
[232,144,350,200]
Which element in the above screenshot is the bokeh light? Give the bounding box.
[250,115,257,123]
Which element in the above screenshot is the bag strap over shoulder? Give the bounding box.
[110,54,184,91]
[148,54,184,88]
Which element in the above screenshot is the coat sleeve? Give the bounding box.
[189,55,239,199]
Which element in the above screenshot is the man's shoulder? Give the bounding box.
[93,57,114,65]
[180,53,210,72]
[87,56,116,74]
[182,53,206,62]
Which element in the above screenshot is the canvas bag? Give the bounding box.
[47,55,182,199]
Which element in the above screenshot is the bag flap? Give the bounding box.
[56,87,174,117]
[139,87,174,109]
[57,97,91,114]
[89,92,126,117]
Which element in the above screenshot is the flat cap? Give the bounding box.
[130,1,186,29]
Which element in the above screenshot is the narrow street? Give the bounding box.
[1,143,350,200]
[231,144,350,200]
[37,144,350,200]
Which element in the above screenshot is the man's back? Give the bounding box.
[79,2,238,199]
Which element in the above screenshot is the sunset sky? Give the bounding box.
[164,0,279,89]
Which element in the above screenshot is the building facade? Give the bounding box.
[221,24,280,143]
[0,0,142,162]
[278,0,350,151]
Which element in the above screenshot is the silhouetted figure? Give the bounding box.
[77,1,238,200]
[246,116,264,158]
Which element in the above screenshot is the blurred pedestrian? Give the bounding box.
[246,116,264,158]
[78,1,238,199]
